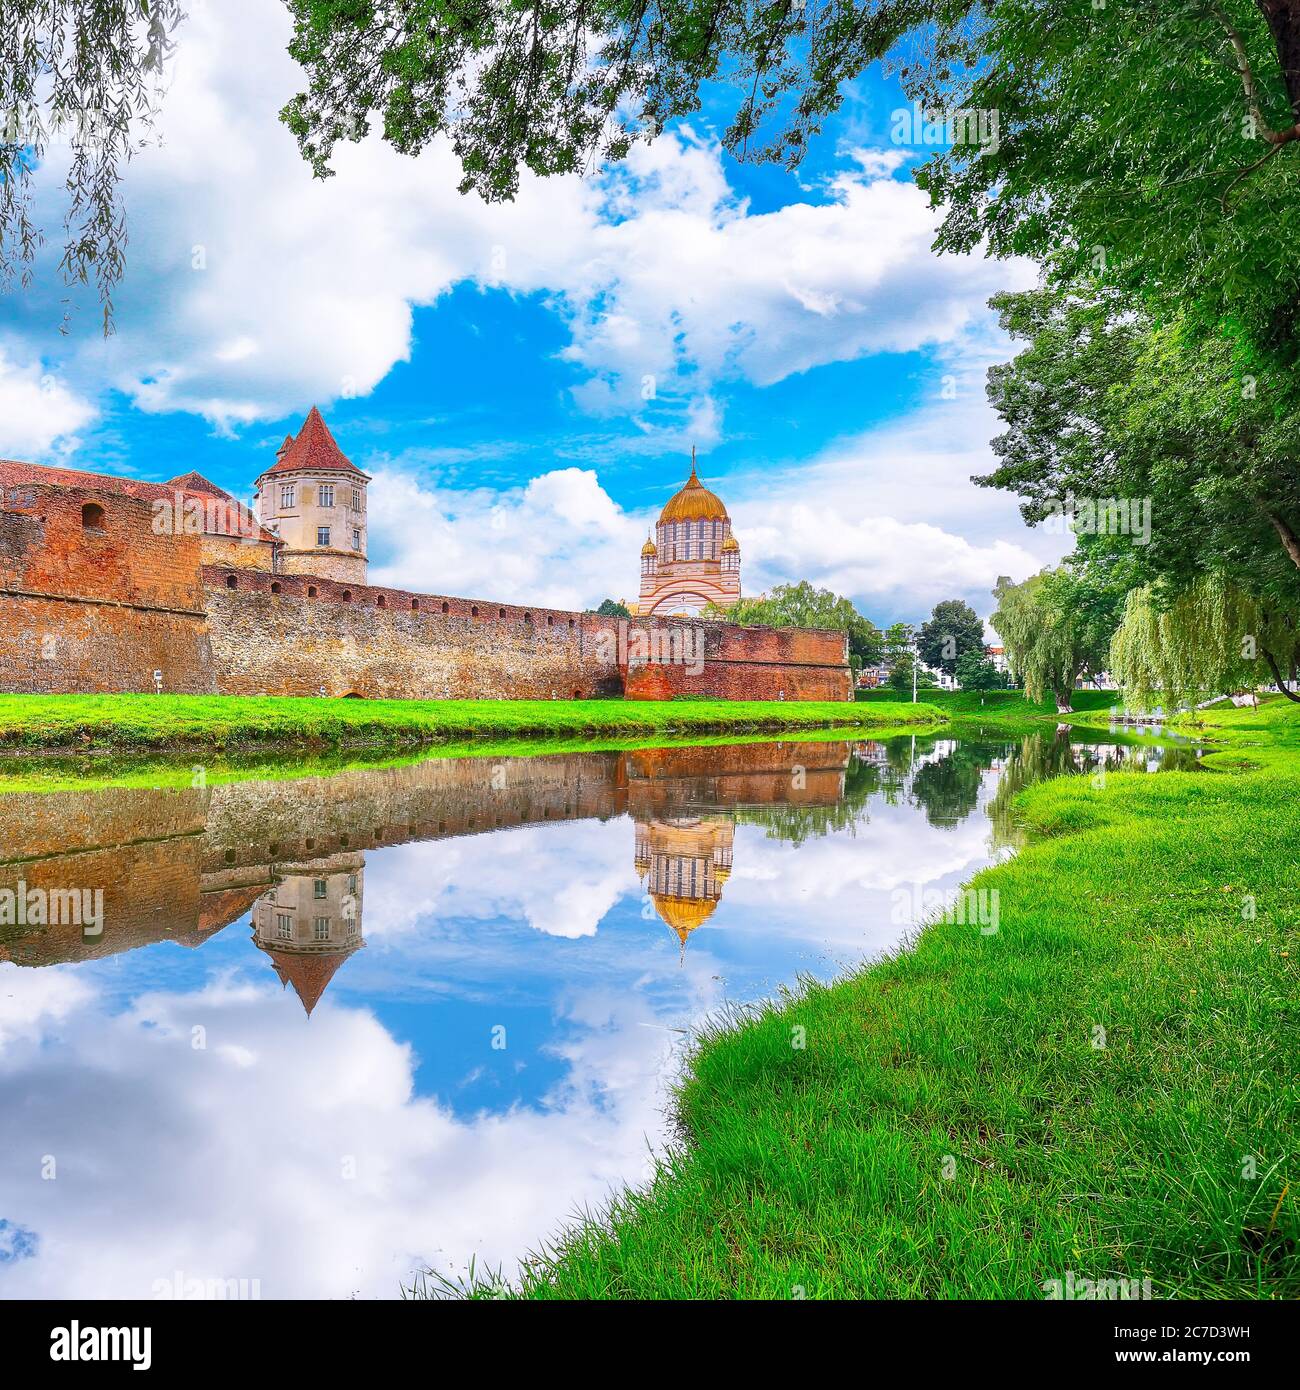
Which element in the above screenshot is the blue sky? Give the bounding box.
[0,1,1065,624]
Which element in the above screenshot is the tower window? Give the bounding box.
[270,581,281,594]
[280,485,295,508]
[376,594,385,607]
[316,526,330,546]
[319,484,335,508]
[411,599,420,611]
[307,585,317,597]
[276,914,293,940]
[81,502,105,532]
[341,589,352,602]
[313,917,331,941]
[441,601,449,613]
[352,487,363,511]
[314,879,327,899]
[225,574,237,589]
[352,528,361,550]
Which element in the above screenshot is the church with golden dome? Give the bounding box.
[635,450,741,617]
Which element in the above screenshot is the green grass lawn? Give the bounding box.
[0,693,944,751]
[857,686,1119,716]
[456,697,1300,1299]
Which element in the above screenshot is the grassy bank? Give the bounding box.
[0,693,943,752]
[476,698,1299,1299]
[856,687,1118,717]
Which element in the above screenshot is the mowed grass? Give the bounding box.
[0,693,943,751]
[856,686,1119,716]
[481,699,1300,1299]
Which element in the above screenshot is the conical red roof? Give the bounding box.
[261,945,357,1016]
[258,407,368,481]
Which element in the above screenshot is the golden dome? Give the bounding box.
[641,534,657,555]
[721,535,739,552]
[659,451,728,524]
[651,893,719,944]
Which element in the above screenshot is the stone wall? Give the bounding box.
[202,566,626,699]
[0,484,216,694]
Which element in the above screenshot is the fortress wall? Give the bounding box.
[202,567,626,700]
[0,480,852,701]
[0,485,215,693]
[624,617,851,702]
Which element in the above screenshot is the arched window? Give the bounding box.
[81,502,105,532]
[376,594,386,607]
[225,574,238,589]
[270,581,281,594]
[441,601,449,614]
[307,585,317,597]
[412,599,420,611]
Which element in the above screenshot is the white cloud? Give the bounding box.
[0,347,96,461]
[15,0,1019,443]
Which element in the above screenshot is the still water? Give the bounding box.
[0,730,1199,1298]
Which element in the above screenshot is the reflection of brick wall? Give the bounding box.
[0,485,215,693]
[0,740,856,967]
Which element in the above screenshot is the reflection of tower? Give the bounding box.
[251,854,365,1015]
[636,815,734,954]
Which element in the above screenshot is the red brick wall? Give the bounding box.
[0,484,215,693]
[621,616,851,701]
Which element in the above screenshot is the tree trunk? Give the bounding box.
[1055,691,1074,715]
[1268,511,1300,571]
[1262,645,1300,701]
[1258,0,1300,118]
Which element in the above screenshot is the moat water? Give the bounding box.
[0,728,1201,1298]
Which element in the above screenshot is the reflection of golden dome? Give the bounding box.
[714,864,731,883]
[721,535,739,552]
[651,893,719,944]
[659,453,728,524]
[641,534,657,555]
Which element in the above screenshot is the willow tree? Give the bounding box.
[991,569,1114,713]
[1,0,183,330]
[1110,577,1300,708]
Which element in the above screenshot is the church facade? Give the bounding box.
[636,452,741,617]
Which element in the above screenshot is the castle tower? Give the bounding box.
[636,449,740,617]
[251,857,365,1015]
[253,406,370,585]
